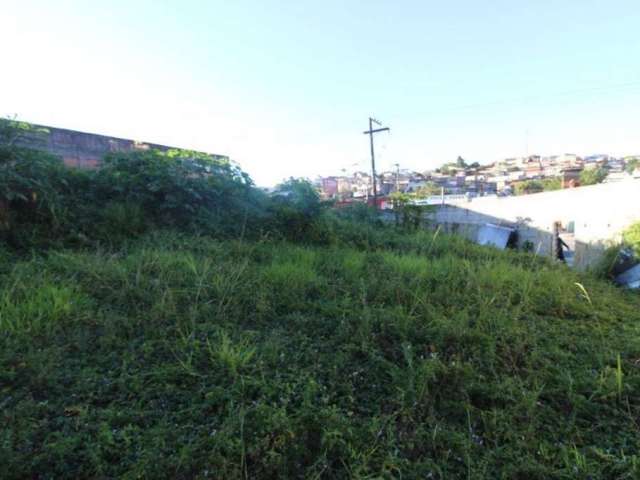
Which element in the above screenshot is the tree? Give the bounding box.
[272,178,322,216]
[580,167,608,186]
[270,178,325,241]
[389,191,427,230]
[413,182,441,197]
[514,180,543,195]
[625,159,639,175]
[541,177,562,192]
[94,149,256,231]
[513,178,561,195]
[455,156,467,168]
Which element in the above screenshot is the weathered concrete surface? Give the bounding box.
[428,179,640,269]
[15,123,227,168]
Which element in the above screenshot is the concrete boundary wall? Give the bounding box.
[15,123,227,168]
[427,179,640,268]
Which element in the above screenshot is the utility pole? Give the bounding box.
[363,117,390,208]
[394,163,400,192]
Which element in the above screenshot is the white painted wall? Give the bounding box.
[430,178,640,267]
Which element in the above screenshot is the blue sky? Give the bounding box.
[2,0,640,185]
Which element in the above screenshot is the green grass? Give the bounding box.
[1,230,640,479]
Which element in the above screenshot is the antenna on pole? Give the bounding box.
[363,117,390,209]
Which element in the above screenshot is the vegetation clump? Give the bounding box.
[0,123,269,248]
[513,177,562,195]
[593,222,640,280]
[580,166,609,186]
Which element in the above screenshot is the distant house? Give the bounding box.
[379,170,411,194]
[584,154,609,165]
[350,171,372,198]
[557,153,582,168]
[321,177,339,198]
[607,159,625,173]
[319,176,354,199]
[404,180,429,193]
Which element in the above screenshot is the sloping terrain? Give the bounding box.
[2,231,639,479]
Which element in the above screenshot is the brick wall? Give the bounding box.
[15,123,226,168]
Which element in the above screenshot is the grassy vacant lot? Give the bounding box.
[2,229,640,479]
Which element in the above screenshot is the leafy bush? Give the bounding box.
[97,202,149,240]
[592,223,640,280]
[267,178,326,242]
[580,166,608,186]
[334,202,380,225]
[514,177,561,195]
[0,129,273,246]
[93,149,268,236]
[387,192,434,231]
[623,222,640,257]
[0,143,94,247]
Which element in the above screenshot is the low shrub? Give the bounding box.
[623,222,640,257]
[593,222,640,280]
